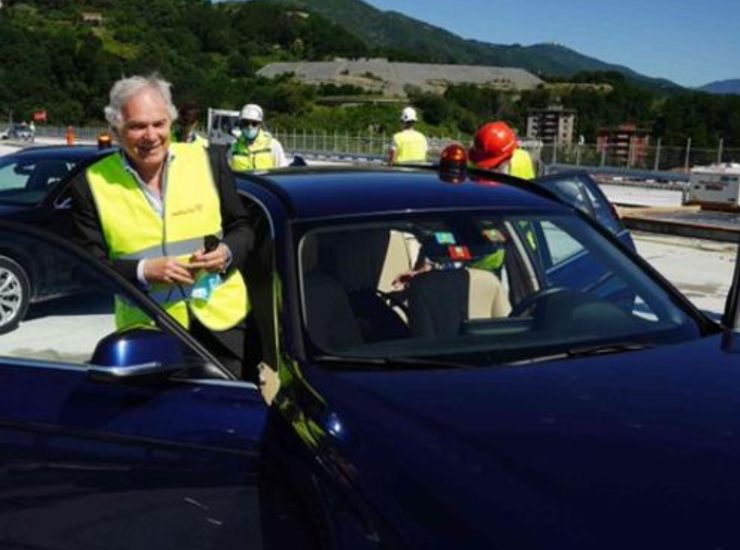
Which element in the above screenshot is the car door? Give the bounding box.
[0,221,268,550]
[535,170,634,249]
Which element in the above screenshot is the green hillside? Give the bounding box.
[0,0,738,148]
[251,0,681,91]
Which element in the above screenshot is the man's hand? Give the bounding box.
[188,243,229,273]
[143,257,195,284]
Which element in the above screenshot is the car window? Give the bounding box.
[540,220,585,266]
[538,173,623,234]
[0,157,75,205]
[298,212,703,367]
[0,160,32,193]
[0,225,211,371]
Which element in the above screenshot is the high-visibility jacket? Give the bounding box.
[171,129,208,147]
[392,129,428,164]
[229,130,275,171]
[509,149,536,180]
[86,143,248,331]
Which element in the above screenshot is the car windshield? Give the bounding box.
[298,211,705,367]
[0,154,77,205]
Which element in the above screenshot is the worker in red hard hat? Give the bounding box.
[469,121,536,180]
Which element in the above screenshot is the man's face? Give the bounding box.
[119,87,171,173]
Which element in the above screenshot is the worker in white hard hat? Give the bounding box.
[228,103,289,171]
[387,106,428,165]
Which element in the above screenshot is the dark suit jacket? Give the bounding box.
[70,145,254,286]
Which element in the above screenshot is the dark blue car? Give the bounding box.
[0,159,738,550]
[0,145,112,333]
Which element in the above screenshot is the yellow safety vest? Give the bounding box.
[229,131,275,171]
[86,143,248,332]
[171,129,209,147]
[392,129,428,164]
[510,149,536,180]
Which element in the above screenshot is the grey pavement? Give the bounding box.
[632,231,736,315]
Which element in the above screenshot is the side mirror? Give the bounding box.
[88,327,186,381]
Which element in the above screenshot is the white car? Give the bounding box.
[0,123,33,141]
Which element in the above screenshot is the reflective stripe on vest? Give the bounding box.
[87,143,248,331]
[510,149,536,180]
[393,129,428,164]
[229,131,274,171]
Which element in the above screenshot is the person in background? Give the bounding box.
[387,106,428,165]
[70,74,254,379]
[228,103,289,171]
[469,121,536,180]
[28,121,36,142]
[171,101,207,146]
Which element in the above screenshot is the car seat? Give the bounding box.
[466,268,512,318]
[301,235,364,351]
[407,268,512,339]
[407,269,469,339]
[315,229,410,342]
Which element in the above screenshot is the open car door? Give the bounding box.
[0,222,267,550]
[535,170,635,250]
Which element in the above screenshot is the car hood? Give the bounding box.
[306,333,740,548]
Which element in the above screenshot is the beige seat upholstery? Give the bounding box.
[466,268,512,319]
[378,230,416,293]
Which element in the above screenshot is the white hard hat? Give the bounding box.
[400,106,418,122]
[239,103,263,122]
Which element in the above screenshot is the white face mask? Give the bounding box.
[242,126,259,140]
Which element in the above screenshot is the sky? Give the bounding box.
[363,0,740,88]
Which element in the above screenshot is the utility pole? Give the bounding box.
[684,138,692,171]
[717,138,724,164]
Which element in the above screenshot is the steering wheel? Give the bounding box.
[509,286,571,317]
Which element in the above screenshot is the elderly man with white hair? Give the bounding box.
[70,74,254,379]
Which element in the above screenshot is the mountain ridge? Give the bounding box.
[699,79,740,95]
[226,0,683,90]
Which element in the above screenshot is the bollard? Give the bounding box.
[65,126,75,146]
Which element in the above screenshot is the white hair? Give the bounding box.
[104,74,178,131]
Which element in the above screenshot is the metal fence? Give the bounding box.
[35,124,109,142]
[538,140,739,172]
[269,129,739,172]
[31,125,739,173]
[271,128,456,160]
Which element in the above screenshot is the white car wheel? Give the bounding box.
[0,256,30,334]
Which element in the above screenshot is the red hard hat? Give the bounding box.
[469,121,517,169]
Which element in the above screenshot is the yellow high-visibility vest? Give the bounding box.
[86,143,248,331]
[392,129,428,164]
[229,131,275,171]
[171,129,208,147]
[510,149,536,180]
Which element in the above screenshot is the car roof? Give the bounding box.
[4,145,107,161]
[240,166,567,220]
